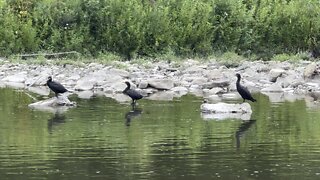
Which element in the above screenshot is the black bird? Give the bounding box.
[236,73,256,102]
[123,81,143,105]
[46,76,68,97]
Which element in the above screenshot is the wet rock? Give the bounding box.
[201,102,252,113]
[261,92,284,103]
[28,95,76,112]
[204,95,221,103]
[148,79,174,90]
[204,87,224,96]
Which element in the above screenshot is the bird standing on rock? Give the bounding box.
[46,76,68,98]
[123,81,143,105]
[236,73,256,102]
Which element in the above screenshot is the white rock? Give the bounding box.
[201,102,252,113]
[269,68,286,82]
[27,86,50,96]
[28,96,76,113]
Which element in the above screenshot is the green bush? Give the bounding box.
[0,0,319,60]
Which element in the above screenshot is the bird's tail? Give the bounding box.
[251,98,257,102]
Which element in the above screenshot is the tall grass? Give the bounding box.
[0,0,319,60]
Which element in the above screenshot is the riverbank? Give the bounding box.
[0,59,319,103]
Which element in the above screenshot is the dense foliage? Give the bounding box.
[0,0,319,59]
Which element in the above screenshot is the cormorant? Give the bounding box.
[236,73,256,102]
[46,76,68,97]
[123,81,143,105]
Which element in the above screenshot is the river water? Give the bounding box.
[0,88,320,179]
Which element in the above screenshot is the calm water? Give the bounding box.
[1,88,320,179]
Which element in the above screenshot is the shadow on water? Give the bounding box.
[125,105,142,126]
[48,112,66,133]
[235,120,256,149]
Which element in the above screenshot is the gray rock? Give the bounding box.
[269,68,286,82]
[148,79,174,90]
[303,63,319,79]
[147,91,175,101]
[74,76,97,91]
[138,81,149,89]
[27,86,50,96]
[2,72,27,83]
[28,95,76,113]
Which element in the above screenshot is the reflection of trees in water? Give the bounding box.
[235,120,256,149]
[48,113,66,133]
[125,106,142,126]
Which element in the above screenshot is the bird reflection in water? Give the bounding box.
[235,120,256,148]
[125,105,142,126]
[48,113,66,133]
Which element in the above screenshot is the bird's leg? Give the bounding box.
[243,99,245,103]
[55,93,58,98]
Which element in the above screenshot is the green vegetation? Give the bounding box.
[0,0,319,60]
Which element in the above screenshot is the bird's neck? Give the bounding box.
[124,85,130,92]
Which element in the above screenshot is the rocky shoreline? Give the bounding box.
[0,59,320,104]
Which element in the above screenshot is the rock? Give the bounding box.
[204,87,224,96]
[261,83,284,92]
[74,76,97,91]
[112,93,132,103]
[171,86,188,97]
[269,68,286,82]
[28,95,76,113]
[108,68,130,78]
[110,81,127,92]
[303,63,318,79]
[221,93,241,100]
[4,82,25,89]
[148,79,174,90]
[27,86,50,96]
[138,81,149,89]
[76,91,94,99]
[204,95,221,103]
[2,72,27,83]
[147,91,175,101]
[201,102,252,113]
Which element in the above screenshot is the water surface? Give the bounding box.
[1,88,320,179]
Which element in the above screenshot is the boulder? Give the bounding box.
[303,63,319,79]
[76,91,94,99]
[74,76,96,91]
[148,79,174,90]
[201,102,252,113]
[269,68,286,82]
[28,95,76,113]
[147,91,175,101]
